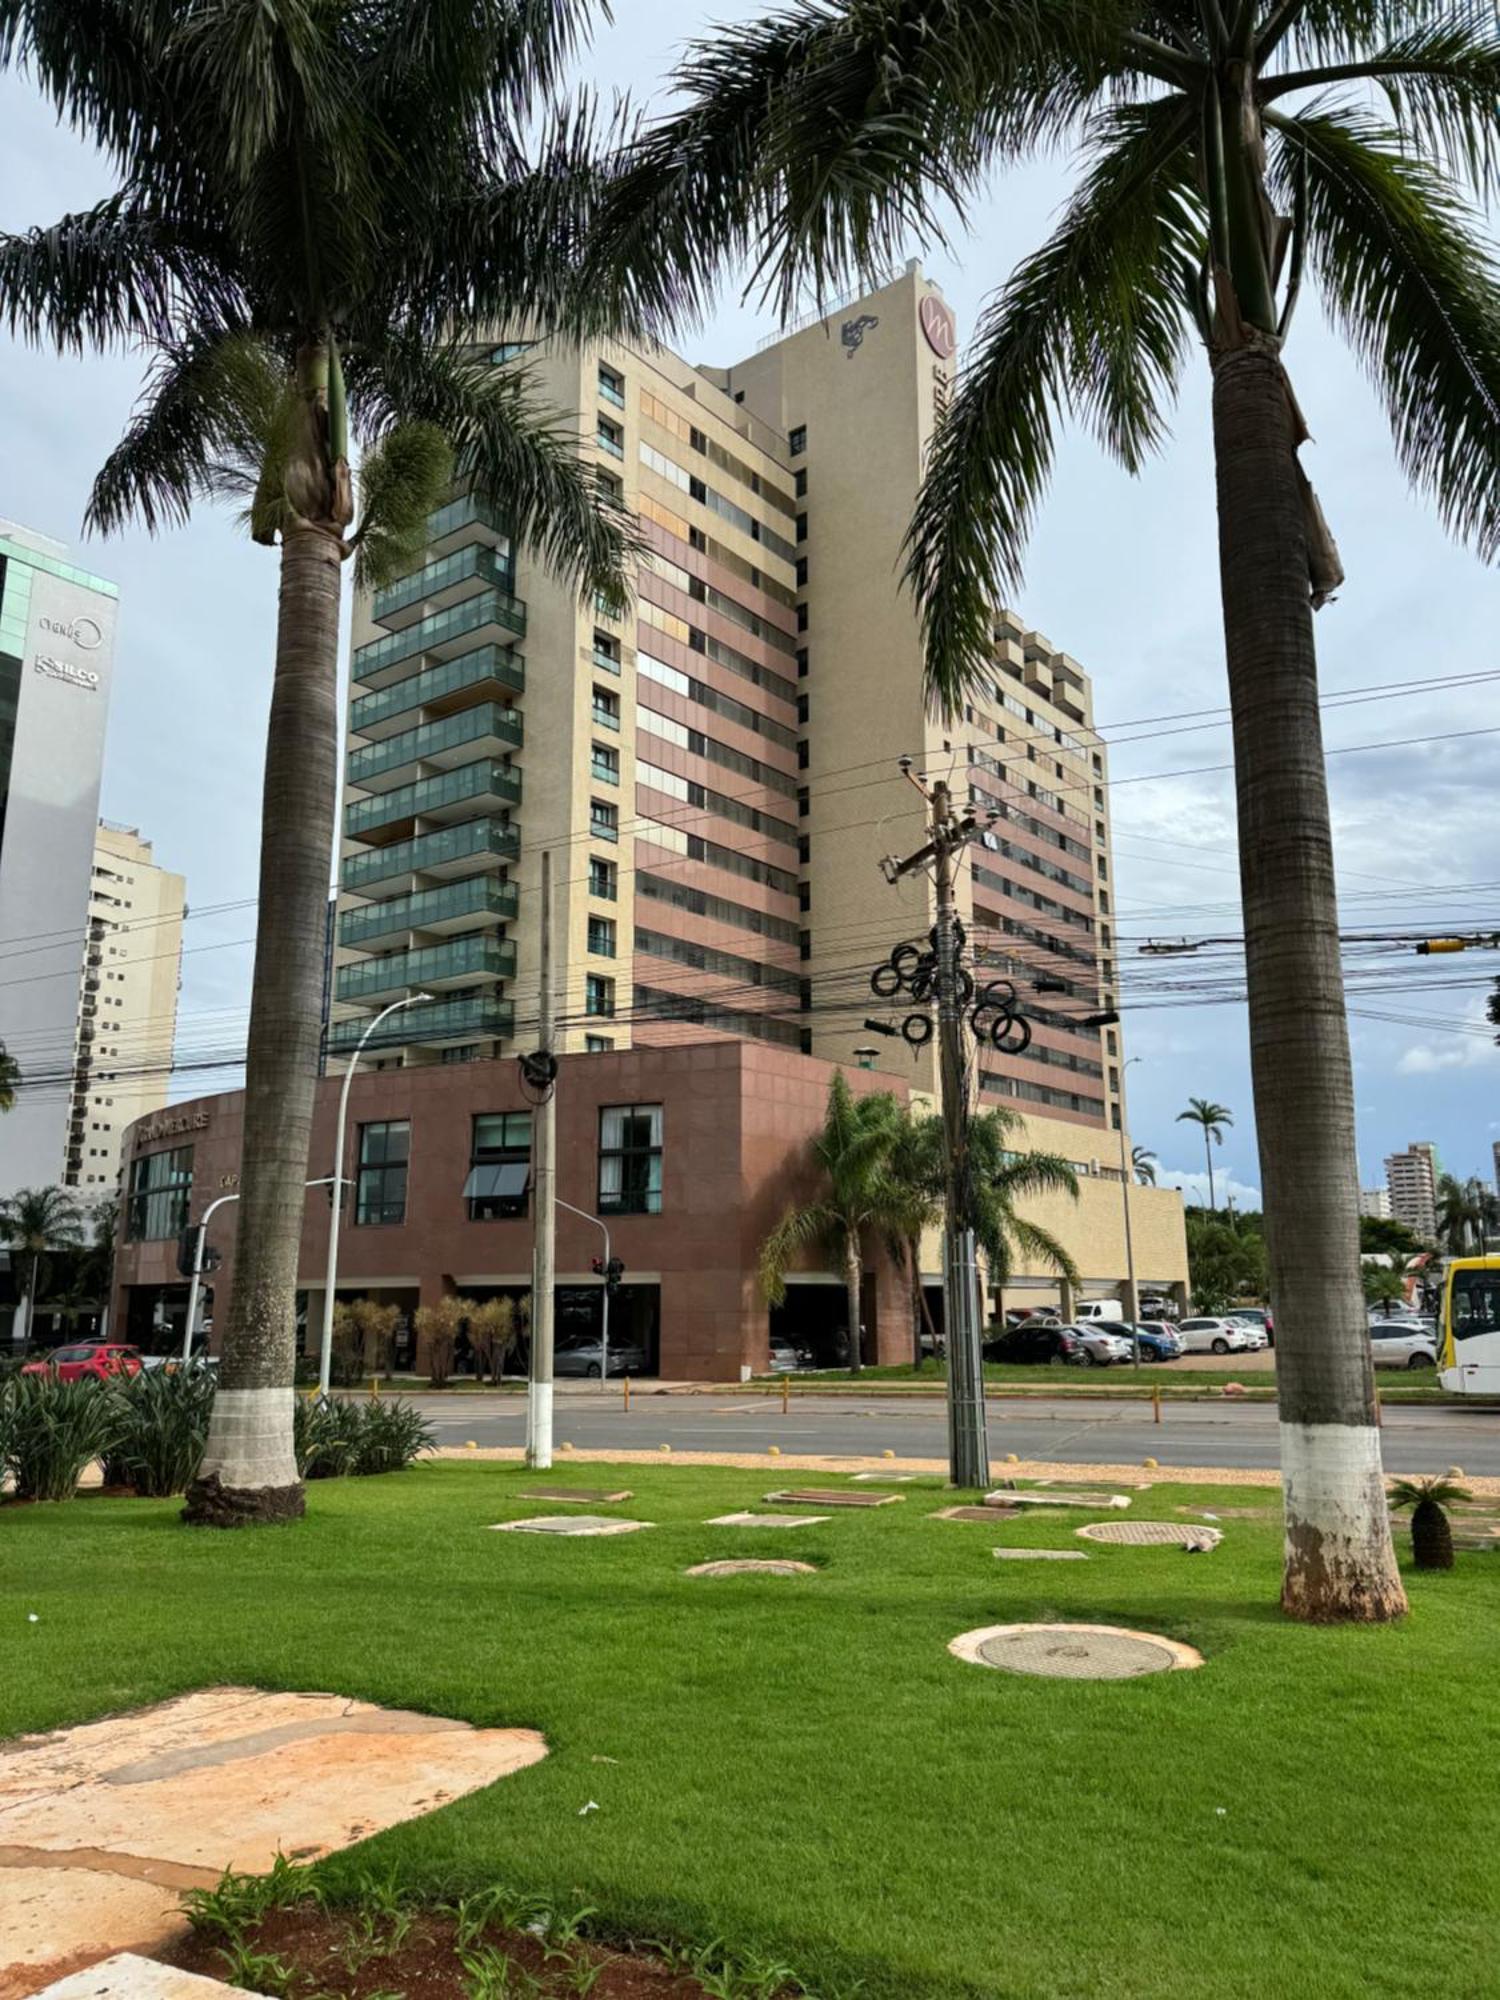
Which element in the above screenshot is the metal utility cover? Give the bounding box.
[949,1622,1204,1678]
[1076,1521,1223,1548]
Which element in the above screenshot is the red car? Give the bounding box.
[21,1342,143,1383]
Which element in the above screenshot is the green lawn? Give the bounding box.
[6,1464,1499,1999]
[770,1361,1461,1401]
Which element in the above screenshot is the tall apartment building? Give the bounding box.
[66,822,186,1194]
[1359,1186,1393,1221]
[333,264,1125,1198]
[1385,1142,1438,1240]
[0,522,119,1200]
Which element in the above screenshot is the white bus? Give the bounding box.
[1438,1258,1500,1395]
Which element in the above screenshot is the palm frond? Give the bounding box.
[758,1202,840,1305]
[351,422,454,592]
[1269,104,1500,562]
[984,1212,1081,1287]
[991,1149,1082,1202]
[904,95,1199,716]
[0,0,172,161]
[1263,19,1500,199]
[346,335,642,608]
[0,194,237,351]
[364,0,597,143]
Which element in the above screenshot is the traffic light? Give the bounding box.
[606,1256,625,1294]
[176,1226,222,1277]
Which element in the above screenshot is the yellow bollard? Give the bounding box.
[1005,1452,1019,1465]
[882,1448,895,1459]
[465,1440,478,1450]
[659,1442,671,1453]
[1143,1456,1158,1470]
[782,1373,790,1416]
[768,1444,781,1456]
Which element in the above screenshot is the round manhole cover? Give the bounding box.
[685,1559,817,1578]
[1076,1521,1223,1548]
[950,1622,1203,1678]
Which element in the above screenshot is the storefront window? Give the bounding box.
[356,1121,410,1225]
[125,1146,194,1241]
[598,1105,662,1215]
[464,1112,532,1219]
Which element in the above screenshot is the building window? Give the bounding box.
[796,693,809,724]
[585,1034,613,1054]
[591,799,619,842]
[586,973,616,1017]
[591,742,620,784]
[798,880,811,912]
[796,511,807,543]
[592,685,621,731]
[795,467,807,498]
[788,424,807,455]
[464,1112,531,1219]
[798,833,811,865]
[589,856,618,901]
[588,915,617,958]
[356,1120,410,1226]
[592,628,621,674]
[598,362,625,408]
[125,1145,193,1241]
[599,1104,663,1215]
[795,555,808,587]
[796,602,808,632]
[796,647,808,679]
[596,468,624,505]
[797,739,809,770]
[597,415,625,459]
[797,785,809,819]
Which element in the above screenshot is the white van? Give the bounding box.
[1074,1299,1124,1323]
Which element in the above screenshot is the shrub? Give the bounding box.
[4,1374,124,1501]
[414,1295,468,1387]
[350,1399,435,1475]
[105,1367,217,1496]
[293,1396,361,1480]
[1390,1473,1472,1570]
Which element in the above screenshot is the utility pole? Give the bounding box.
[527,848,557,1469]
[881,770,989,1489]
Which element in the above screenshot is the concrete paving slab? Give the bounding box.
[705,1511,830,1527]
[764,1489,902,1508]
[0,1687,546,2000]
[28,1951,258,1998]
[486,1514,650,1536]
[985,1490,1131,1511]
[518,1488,632,1504]
[992,1548,1090,1562]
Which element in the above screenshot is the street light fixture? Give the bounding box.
[317,992,433,1397]
[180,1176,343,1364]
[852,1045,879,1070]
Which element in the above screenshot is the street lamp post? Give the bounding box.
[318,993,432,1397]
[1117,1056,1143,1361]
[180,1177,343,1365]
[556,1199,611,1385]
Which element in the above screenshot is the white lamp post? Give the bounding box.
[180,1176,343,1365]
[556,1197,611,1386]
[1117,1056,1143,1360]
[318,992,432,1397]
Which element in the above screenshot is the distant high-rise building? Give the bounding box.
[1385,1142,1438,1240]
[66,822,186,1195]
[1492,1138,1500,1197]
[1359,1187,1392,1221]
[0,522,119,1199]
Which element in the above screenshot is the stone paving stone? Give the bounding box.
[985,1490,1131,1511]
[0,1688,545,2000]
[705,1511,829,1528]
[931,1506,1021,1524]
[684,1560,818,1577]
[991,1548,1090,1562]
[518,1488,632,1504]
[28,1952,259,1998]
[764,1489,902,1508]
[486,1515,651,1536]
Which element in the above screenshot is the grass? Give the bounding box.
[756,1362,1466,1403]
[6,1463,1499,1999]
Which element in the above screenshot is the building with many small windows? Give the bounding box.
[1385,1142,1439,1241]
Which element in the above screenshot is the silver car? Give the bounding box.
[1059,1323,1133,1367]
[554,1336,648,1379]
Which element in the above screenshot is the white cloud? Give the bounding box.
[1155,1166,1263,1210]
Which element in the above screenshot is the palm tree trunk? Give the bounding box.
[1204,1131,1216,1212]
[1211,340,1405,1621]
[184,522,342,1526]
[845,1238,863,1377]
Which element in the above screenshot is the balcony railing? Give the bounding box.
[335,934,515,1004]
[371,542,515,631]
[596,426,624,459]
[345,758,522,840]
[424,491,509,552]
[352,588,527,689]
[591,647,622,677]
[328,994,514,1054]
[598,375,625,410]
[347,703,523,791]
[591,702,620,732]
[339,873,517,949]
[349,644,525,738]
[341,817,519,893]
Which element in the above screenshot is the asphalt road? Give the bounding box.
[406,1389,1500,1474]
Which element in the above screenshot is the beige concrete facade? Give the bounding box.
[331,266,1186,1311]
[65,822,185,1196]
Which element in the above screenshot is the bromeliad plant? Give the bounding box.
[1389,1473,1471,1571]
[2,1374,124,1502]
[596,0,1500,1620]
[1,0,654,1529]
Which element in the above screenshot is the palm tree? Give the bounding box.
[1435,1174,1482,1257]
[0,1042,18,1113]
[883,1108,944,1366]
[1177,1099,1234,1212]
[1,0,648,1524]
[1132,1145,1157,1188]
[0,1186,83,1349]
[591,0,1500,1621]
[759,1073,905,1375]
[967,1108,1080,1295]
[1389,1473,1470,1571]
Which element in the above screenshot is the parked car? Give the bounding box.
[1116,1322,1184,1362]
[140,1351,218,1374]
[983,1323,1087,1367]
[554,1336,648,1379]
[21,1342,142,1383]
[1227,1306,1275,1346]
[1073,1299,1125,1323]
[1059,1323,1134,1367]
[767,1334,805,1374]
[1369,1322,1438,1369]
[1177,1317,1251,1355]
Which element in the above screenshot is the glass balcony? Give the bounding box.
[372,542,516,633]
[339,874,518,949]
[596,425,624,459]
[328,994,514,1055]
[425,491,509,557]
[335,934,515,1004]
[347,703,523,793]
[341,817,519,893]
[350,645,525,740]
[345,759,521,842]
[353,588,527,690]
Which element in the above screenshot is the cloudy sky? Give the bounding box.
[3,0,1498,1206]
